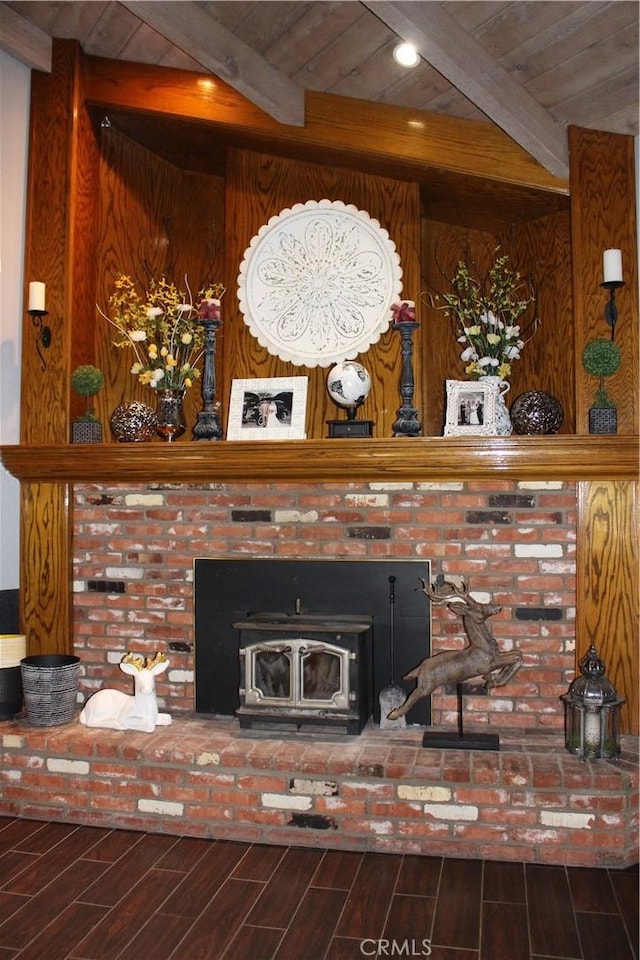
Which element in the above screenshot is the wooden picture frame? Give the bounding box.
[226,377,308,441]
[443,379,498,436]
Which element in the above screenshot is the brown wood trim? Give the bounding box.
[82,55,569,195]
[2,437,638,484]
[576,481,639,734]
[19,483,72,658]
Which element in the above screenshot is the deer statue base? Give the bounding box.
[422,729,500,751]
[422,682,500,751]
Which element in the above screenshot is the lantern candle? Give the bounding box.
[603,249,623,284]
[28,281,46,312]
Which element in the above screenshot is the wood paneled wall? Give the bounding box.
[13,41,639,731]
[222,150,421,439]
[570,126,638,436]
[94,125,225,432]
[420,212,573,436]
[577,481,638,733]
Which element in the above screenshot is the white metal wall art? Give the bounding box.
[237,199,403,367]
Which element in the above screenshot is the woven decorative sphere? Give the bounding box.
[510,391,564,435]
[110,401,158,442]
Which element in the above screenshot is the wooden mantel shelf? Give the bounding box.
[1,437,638,484]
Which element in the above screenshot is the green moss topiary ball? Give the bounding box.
[581,339,621,378]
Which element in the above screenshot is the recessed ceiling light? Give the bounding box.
[393,43,419,68]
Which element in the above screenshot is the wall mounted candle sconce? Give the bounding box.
[601,249,624,341]
[28,281,51,371]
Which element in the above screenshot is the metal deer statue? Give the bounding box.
[387,579,523,721]
[79,652,172,733]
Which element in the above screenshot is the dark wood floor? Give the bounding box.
[0,817,637,960]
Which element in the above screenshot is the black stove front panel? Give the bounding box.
[194,558,431,725]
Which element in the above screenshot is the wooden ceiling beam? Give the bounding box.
[0,3,52,72]
[119,0,305,126]
[362,0,570,179]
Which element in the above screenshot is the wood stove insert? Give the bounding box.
[235,614,373,734]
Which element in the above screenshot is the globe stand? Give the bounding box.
[326,362,374,437]
[327,405,374,438]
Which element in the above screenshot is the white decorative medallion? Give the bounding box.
[237,199,403,367]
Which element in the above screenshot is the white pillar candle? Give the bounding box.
[584,710,601,750]
[603,249,623,284]
[28,281,46,312]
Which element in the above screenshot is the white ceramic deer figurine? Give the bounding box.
[79,652,172,732]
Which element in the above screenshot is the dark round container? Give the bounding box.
[20,655,81,726]
[0,666,23,718]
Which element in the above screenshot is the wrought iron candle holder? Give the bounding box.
[193,312,223,441]
[392,319,422,437]
[601,248,624,342]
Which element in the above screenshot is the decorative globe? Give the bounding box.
[110,401,158,442]
[510,391,564,435]
[326,361,372,413]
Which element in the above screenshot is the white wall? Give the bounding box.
[0,51,30,589]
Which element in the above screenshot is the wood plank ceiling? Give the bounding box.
[1,0,638,179]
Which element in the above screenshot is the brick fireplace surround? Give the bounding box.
[1,479,638,868]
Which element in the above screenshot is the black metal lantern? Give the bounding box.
[561,644,624,759]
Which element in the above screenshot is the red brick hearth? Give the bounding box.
[2,478,637,869]
[0,719,637,868]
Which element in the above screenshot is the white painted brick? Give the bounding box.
[47,758,89,775]
[2,734,25,748]
[196,752,221,766]
[87,523,121,535]
[485,699,514,713]
[369,482,414,490]
[541,561,575,573]
[105,567,144,580]
[366,820,393,835]
[416,481,465,490]
[514,544,563,558]
[168,669,193,683]
[125,493,164,506]
[398,785,452,802]
[261,793,312,811]
[290,778,338,796]
[72,581,86,593]
[273,510,318,523]
[0,770,21,780]
[518,481,565,489]
[138,798,184,817]
[540,811,594,829]
[424,803,478,821]
[344,494,388,506]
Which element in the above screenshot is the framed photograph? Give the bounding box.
[226,377,308,441]
[443,379,498,436]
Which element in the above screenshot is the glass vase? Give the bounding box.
[155,388,186,442]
